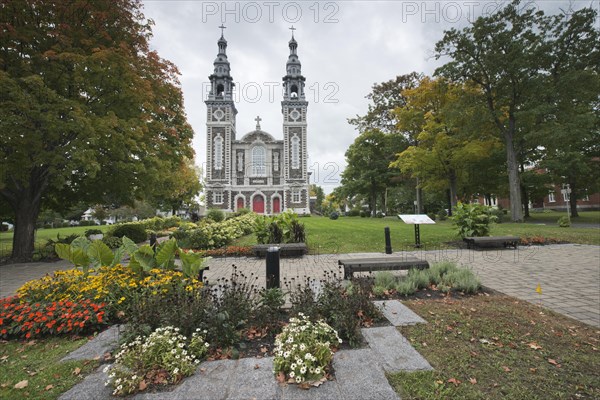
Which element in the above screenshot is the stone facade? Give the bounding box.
[205,31,310,215]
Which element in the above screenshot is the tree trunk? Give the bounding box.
[521,184,530,219]
[449,170,458,213]
[10,191,43,262]
[446,189,453,217]
[415,178,423,214]
[504,122,523,222]
[370,185,377,217]
[569,181,579,218]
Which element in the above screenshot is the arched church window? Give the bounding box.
[216,84,224,96]
[291,137,300,169]
[252,146,266,176]
[290,84,298,98]
[214,136,223,170]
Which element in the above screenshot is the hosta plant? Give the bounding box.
[104,326,209,396]
[273,313,341,387]
[451,202,498,238]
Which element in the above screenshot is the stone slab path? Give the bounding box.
[60,300,427,400]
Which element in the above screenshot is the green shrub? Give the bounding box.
[102,236,123,249]
[329,211,339,220]
[407,269,430,290]
[490,207,505,223]
[374,271,397,290]
[207,208,225,222]
[79,220,97,226]
[233,208,251,217]
[436,209,448,221]
[108,222,148,243]
[375,211,384,218]
[452,202,497,238]
[85,228,103,236]
[430,261,458,277]
[359,210,367,218]
[346,208,361,217]
[427,212,437,221]
[254,211,306,245]
[442,269,480,294]
[396,280,417,296]
[557,216,571,228]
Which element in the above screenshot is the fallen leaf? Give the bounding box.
[502,366,511,372]
[530,368,537,373]
[528,342,542,350]
[276,372,286,383]
[199,368,206,373]
[254,364,260,370]
[14,380,28,389]
[139,380,147,391]
[72,367,81,376]
[470,308,477,312]
[469,377,477,385]
[0,356,8,362]
[447,378,461,386]
[435,380,444,385]
[548,359,561,367]
[260,347,268,353]
[45,384,54,391]
[28,371,37,377]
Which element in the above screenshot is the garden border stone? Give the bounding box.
[373,300,427,326]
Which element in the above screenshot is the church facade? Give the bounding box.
[204,30,310,215]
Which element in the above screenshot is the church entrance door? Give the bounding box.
[252,195,265,214]
[237,197,244,211]
[272,197,280,214]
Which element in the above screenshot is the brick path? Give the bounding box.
[1,244,598,327]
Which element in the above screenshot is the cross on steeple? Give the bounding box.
[255,115,262,130]
[289,25,296,38]
[219,24,226,37]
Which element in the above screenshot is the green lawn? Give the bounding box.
[232,213,600,254]
[524,210,600,224]
[389,295,600,399]
[0,225,110,259]
[0,337,98,400]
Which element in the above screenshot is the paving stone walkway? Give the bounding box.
[59,300,429,400]
[2,244,599,326]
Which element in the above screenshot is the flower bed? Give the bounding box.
[17,265,202,314]
[184,246,253,258]
[0,297,107,339]
[171,213,255,250]
[105,326,209,396]
[273,313,341,386]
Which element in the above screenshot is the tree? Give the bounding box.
[309,184,325,213]
[348,72,423,135]
[152,159,202,216]
[434,0,553,222]
[534,7,600,217]
[92,205,109,224]
[391,78,503,213]
[341,130,408,215]
[0,0,195,261]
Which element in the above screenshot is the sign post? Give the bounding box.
[398,214,436,248]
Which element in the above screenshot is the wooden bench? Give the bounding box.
[463,236,520,249]
[252,243,308,258]
[338,256,429,279]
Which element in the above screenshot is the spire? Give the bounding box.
[208,27,234,100]
[283,27,305,101]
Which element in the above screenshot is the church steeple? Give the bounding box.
[283,26,305,100]
[208,26,234,100]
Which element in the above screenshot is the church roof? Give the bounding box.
[239,130,280,143]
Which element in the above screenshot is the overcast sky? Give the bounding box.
[141,0,596,194]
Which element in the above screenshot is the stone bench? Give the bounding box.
[463,236,520,249]
[338,256,429,280]
[252,243,308,258]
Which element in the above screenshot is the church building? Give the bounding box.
[204,28,310,215]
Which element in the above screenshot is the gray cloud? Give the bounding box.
[142,1,594,193]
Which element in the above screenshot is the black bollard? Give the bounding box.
[266,246,280,289]
[149,232,157,254]
[385,226,392,254]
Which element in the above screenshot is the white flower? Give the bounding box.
[283,351,290,358]
[173,368,179,374]
[205,342,210,347]
[299,344,306,351]
[315,367,321,374]
[291,363,297,369]
[171,349,177,354]
[117,385,123,391]
[296,376,302,383]
[289,371,295,378]
[304,353,312,360]
[300,367,306,374]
